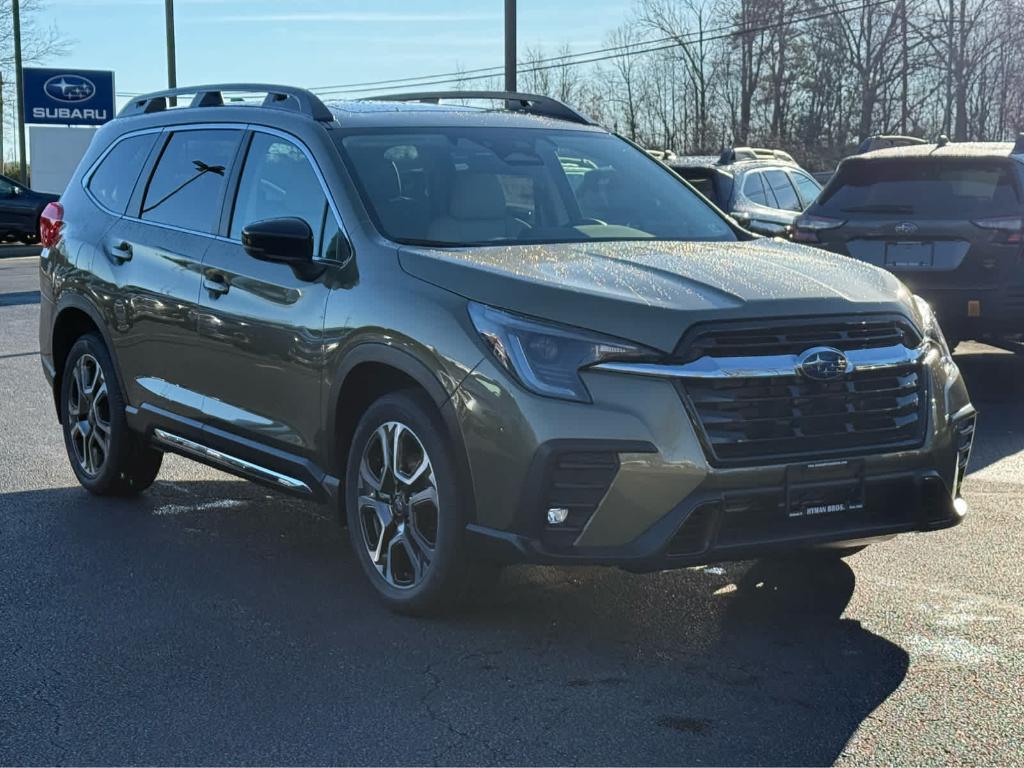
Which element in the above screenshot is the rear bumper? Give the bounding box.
[912,285,1024,336]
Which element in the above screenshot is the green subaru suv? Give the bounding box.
[39,85,975,613]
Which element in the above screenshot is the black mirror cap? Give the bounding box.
[241,217,314,264]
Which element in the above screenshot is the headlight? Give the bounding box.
[913,295,958,379]
[468,302,660,402]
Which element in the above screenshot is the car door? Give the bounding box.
[193,129,337,457]
[98,126,245,422]
[737,171,791,236]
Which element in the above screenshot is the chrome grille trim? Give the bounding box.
[593,343,926,380]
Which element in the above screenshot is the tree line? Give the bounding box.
[502,0,1024,169]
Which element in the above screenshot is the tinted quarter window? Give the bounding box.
[88,133,158,214]
[141,129,242,233]
[764,169,801,211]
[0,176,16,196]
[791,172,822,207]
[817,159,1021,218]
[230,133,327,247]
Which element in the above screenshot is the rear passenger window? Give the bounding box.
[743,172,769,206]
[764,170,801,211]
[230,133,328,248]
[791,172,822,207]
[88,134,158,214]
[141,129,242,233]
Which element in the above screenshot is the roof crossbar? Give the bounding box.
[118,84,334,122]
[363,91,597,126]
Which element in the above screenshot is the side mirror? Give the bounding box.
[242,217,313,265]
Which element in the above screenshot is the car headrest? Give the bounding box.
[449,173,507,220]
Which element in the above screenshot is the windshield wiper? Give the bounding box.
[840,204,915,214]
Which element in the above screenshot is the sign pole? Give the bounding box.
[504,0,516,92]
[13,0,28,184]
[165,0,177,106]
[0,71,5,172]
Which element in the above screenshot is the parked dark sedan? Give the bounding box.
[0,174,60,244]
[794,137,1024,344]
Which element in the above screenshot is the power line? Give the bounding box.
[311,0,895,98]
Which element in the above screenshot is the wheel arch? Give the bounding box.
[50,296,125,418]
[327,343,476,522]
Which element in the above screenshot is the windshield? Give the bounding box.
[338,128,736,247]
[817,158,1021,218]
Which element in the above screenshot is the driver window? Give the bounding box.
[230,133,327,251]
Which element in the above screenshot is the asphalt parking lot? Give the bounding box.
[1,251,1022,766]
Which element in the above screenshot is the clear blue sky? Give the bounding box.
[43,0,633,103]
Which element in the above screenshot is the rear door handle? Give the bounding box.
[203,274,230,298]
[108,241,132,263]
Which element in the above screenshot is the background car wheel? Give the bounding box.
[345,389,499,615]
[60,333,162,496]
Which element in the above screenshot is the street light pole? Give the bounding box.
[504,0,516,92]
[13,0,28,184]
[165,0,177,105]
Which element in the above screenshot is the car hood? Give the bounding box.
[398,238,916,352]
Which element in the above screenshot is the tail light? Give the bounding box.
[972,216,1023,244]
[39,202,64,248]
[792,214,844,243]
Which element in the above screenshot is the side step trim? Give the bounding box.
[152,428,313,495]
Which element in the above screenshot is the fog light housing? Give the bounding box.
[546,507,570,525]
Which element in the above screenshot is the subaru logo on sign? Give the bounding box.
[797,347,850,381]
[894,222,919,234]
[43,74,96,103]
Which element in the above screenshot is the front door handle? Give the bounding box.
[108,241,132,263]
[203,274,229,298]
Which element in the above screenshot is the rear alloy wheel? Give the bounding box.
[345,390,499,614]
[60,334,163,496]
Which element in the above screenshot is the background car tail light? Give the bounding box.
[972,216,1023,244]
[792,214,845,243]
[39,202,65,248]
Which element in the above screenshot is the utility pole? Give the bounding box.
[504,0,516,92]
[13,0,27,184]
[165,0,177,105]
[0,72,5,174]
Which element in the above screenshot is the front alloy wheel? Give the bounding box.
[357,421,439,589]
[67,353,111,477]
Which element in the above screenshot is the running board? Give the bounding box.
[152,428,314,496]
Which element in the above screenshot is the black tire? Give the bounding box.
[345,389,498,615]
[60,333,162,496]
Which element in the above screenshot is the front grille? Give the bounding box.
[680,317,920,361]
[681,363,927,465]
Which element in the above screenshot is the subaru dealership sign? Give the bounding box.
[23,68,115,126]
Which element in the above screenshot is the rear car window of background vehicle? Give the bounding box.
[743,172,772,206]
[763,169,802,211]
[141,129,243,233]
[817,159,1022,218]
[88,134,160,215]
[229,133,327,247]
[791,172,822,207]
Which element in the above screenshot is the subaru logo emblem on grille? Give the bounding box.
[797,347,850,381]
[43,74,96,103]
[894,221,918,234]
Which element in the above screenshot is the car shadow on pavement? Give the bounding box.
[2,480,908,766]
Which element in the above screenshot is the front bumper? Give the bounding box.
[454,348,975,570]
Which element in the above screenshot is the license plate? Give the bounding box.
[885,241,934,268]
[786,460,865,519]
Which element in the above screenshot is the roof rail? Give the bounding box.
[718,146,795,164]
[363,91,597,126]
[118,84,335,122]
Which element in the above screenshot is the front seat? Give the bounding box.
[428,173,521,243]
